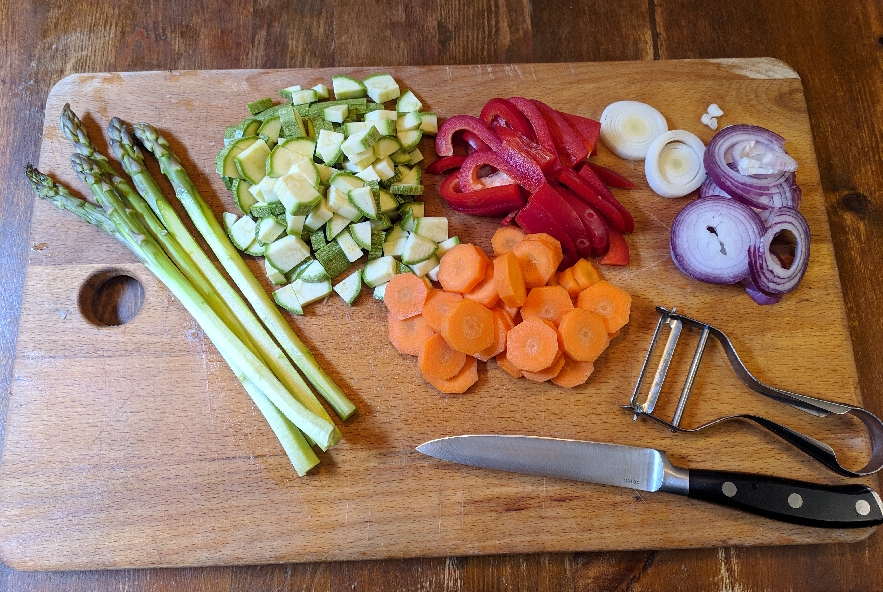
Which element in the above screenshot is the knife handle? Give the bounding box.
[688,469,883,528]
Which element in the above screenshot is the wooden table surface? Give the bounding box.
[1,1,882,590]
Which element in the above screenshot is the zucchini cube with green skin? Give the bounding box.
[332,75,367,100]
[265,234,311,274]
[372,136,402,160]
[325,213,351,241]
[288,89,319,106]
[247,97,274,115]
[368,118,396,136]
[278,85,301,99]
[274,173,322,216]
[389,148,412,165]
[409,255,439,277]
[356,164,382,184]
[289,157,321,188]
[419,113,438,135]
[435,236,461,257]
[396,111,422,132]
[407,148,424,166]
[285,211,306,236]
[341,126,381,159]
[255,216,287,246]
[400,232,439,265]
[234,138,272,185]
[312,83,331,100]
[304,197,335,231]
[414,216,449,243]
[231,179,257,214]
[293,278,334,306]
[299,259,330,282]
[315,129,345,165]
[362,73,401,103]
[348,149,377,171]
[327,185,362,220]
[397,128,423,152]
[362,255,397,288]
[323,104,348,123]
[226,214,258,252]
[279,105,307,138]
[349,220,373,249]
[315,241,351,278]
[396,89,423,113]
[373,157,396,181]
[333,270,362,305]
[364,109,398,121]
[383,236,408,258]
[216,136,258,177]
[273,283,304,315]
[343,121,368,137]
[368,229,385,260]
[335,231,364,263]
[348,186,378,219]
[264,257,288,285]
[257,175,279,202]
[257,116,283,146]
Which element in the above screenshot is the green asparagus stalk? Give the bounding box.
[106,117,336,430]
[133,122,357,420]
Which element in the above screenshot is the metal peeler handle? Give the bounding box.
[626,307,883,477]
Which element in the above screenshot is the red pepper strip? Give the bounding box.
[507,97,562,173]
[459,145,546,193]
[435,115,502,156]
[575,162,635,233]
[425,155,467,175]
[514,200,579,270]
[462,130,491,153]
[598,229,630,266]
[529,184,594,259]
[439,173,527,216]
[559,112,602,156]
[480,98,536,142]
[558,168,629,234]
[530,100,589,170]
[585,161,637,189]
[501,209,520,226]
[551,182,610,256]
[493,124,559,176]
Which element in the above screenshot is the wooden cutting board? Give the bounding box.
[1,59,877,571]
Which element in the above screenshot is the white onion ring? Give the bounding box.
[645,130,707,198]
[599,100,668,160]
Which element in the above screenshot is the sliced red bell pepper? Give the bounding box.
[531,100,589,170]
[514,201,579,270]
[507,97,562,173]
[479,98,536,142]
[425,155,467,175]
[575,162,635,233]
[598,229,630,266]
[551,183,610,257]
[585,161,637,189]
[462,130,491,153]
[501,209,520,226]
[435,115,502,156]
[558,168,629,234]
[439,173,527,216]
[559,112,602,156]
[459,145,545,193]
[492,124,559,176]
[528,183,593,259]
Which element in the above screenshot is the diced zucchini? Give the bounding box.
[383,236,408,258]
[410,255,439,277]
[315,128,345,165]
[348,186,378,219]
[349,149,377,170]
[413,216,448,242]
[390,164,424,195]
[265,234,311,274]
[400,232,438,265]
[372,282,388,301]
[312,83,331,100]
[215,136,258,178]
[231,179,257,214]
[273,283,304,315]
[294,279,333,306]
[396,111,422,133]
[372,136,402,160]
[247,97,274,115]
[419,112,438,135]
[315,163,335,186]
[332,75,367,100]
[278,85,302,100]
[327,185,362,220]
[274,174,322,215]
[370,215,393,231]
[363,255,397,288]
[279,105,307,138]
[226,214,257,251]
[314,241,351,278]
[289,157,321,188]
[325,213,351,240]
[356,164,382,183]
[362,73,401,104]
[234,138,272,185]
[279,137,317,158]
[336,231,364,263]
[373,158,396,182]
[323,104,349,123]
[368,119,396,136]
[341,126,381,159]
[343,121,369,137]
[286,257,314,283]
[267,141,308,177]
[349,220,373,249]
[436,235,461,257]
[304,197,335,231]
[250,201,285,218]
[427,261,441,282]
[397,260,413,275]
[364,109,398,121]
[397,128,423,151]
[376,188,399,214]
[329,171,366,192]
[368,229,385,260]
[257,116,283,146]
[400,201,425,218]
[311,229,327,251]
[264,257,288,285]
[255,216,287,246]
[285,211,306,236]
[407,148,424,166]
[289,89,319,106]
[299,259,330,282]
[389,148,412,165]
[396,89,423,113]
[334,270,362,305]
[385,224,406,243]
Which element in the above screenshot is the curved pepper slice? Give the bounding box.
[575,162,635,233]
[560,112,602,156]
[480,98,536,142]
[507,97,562,173]
[514,201,579,270]
[462,130,491,153]
[531,99,589,170]
[598,229,630,266]
[585,161,636,189]
[528,183,593,259]
[439,173,527,216]
[426,155,467,175]
[492,124,558,176]
[435,115,502,156]
[558,168,630,234]
[552,182,610,256]
[459,145,546,193]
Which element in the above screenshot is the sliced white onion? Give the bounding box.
[599,100,668,160]
[644,130,707,198]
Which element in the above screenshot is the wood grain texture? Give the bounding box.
[2,0,883,590]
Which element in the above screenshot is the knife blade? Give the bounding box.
[416,435,883,529]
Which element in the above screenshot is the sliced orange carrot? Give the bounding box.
[557,267,582,299]
[522,350,566,382]
[493,251,527,308]
[464,262,499,308]
[422,289,463,332]
[513,239,558,288]
[474,307,514,361]
[550,356,595,388]
[505,317,560,372]
[418,332,467,380]
[424,356,478,394]
[557,308,610,362]
[440,298,495,355]
[495,351,523,378]
[520,285,575,327]
[547,272,560,286]
[437,243,490,293]
[576,280,632,333]
[496,298,520,323]
[491,226,525,256]
[608,329,621,339]
[572,258,601,290]
[522,232,563,269]
[387,312,436,356]
[384,272,431,320]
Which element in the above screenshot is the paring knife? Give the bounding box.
[416,435,883,528]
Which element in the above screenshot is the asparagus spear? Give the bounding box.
[133,122,356,420]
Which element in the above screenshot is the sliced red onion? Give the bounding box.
[747,207,810,294]
[741,273,783,305]
[670,197,766,284]
[699,176,732,199]
[704,124,800,210]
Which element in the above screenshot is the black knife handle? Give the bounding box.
[688,469,883,528]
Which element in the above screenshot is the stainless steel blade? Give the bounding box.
[417,435,689,494]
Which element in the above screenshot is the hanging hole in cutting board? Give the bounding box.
[78,269,145,326]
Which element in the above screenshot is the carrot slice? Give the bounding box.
[424,356,479,394]
[422,289,463,332]
[474,307,514,361]
[557,267,582,299]
[547,272,560,286]
[572,258,601,290]
[522,350,566,382]
[384,272,431,320]
[557,308,610,362]
[438,243,490,293]
[464,262,500,308]
[505,317,560,372]
[496,351,523,378]
[520,285,575,327]
[387,312,436,356]
[512,239,558,288]
[491,226,525,256]
[521,233,564,269]
[576,280,632,333]
[551,356,595,388]
[493,251,528,308]
[418,332,467,380]
[440,298,496,355]
[608,329,621,339]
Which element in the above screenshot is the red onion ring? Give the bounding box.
[670,197,766,284]
[747,207,810,294]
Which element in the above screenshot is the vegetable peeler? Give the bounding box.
[625,306,883,477]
